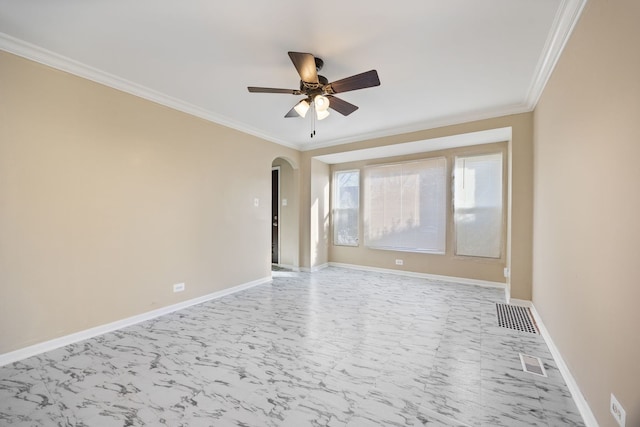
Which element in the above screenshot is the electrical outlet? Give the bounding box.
[610,393,626,426]
[395,259,403,266]
[504,267,510,278]
[173,283,185,293]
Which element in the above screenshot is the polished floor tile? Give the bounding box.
[0,267,585,426]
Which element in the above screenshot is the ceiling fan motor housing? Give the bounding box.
[300,75,329,93]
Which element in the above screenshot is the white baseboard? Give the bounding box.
[272,263,300,272]
[300,263,329,273]
[328,262,506,289]
[508,298,532,307]
[0,276,272,367]
[526,303,599,427]
[329,264,597,425]
[312,263,329,272]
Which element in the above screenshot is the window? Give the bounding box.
[364,157,446,253]
[333,170,359,246]
[454,153,503,258]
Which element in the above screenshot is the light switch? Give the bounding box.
[282,198,288,206]
[253,198,259,207]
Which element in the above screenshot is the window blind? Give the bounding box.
[454,153,503,258]
[364,157,446,253]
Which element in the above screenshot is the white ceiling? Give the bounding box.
[0,0,585,151]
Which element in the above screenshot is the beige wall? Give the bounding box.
[532,0,640,425]
[305,112,534,299]
[298,154,331,271]
[0,45,536,361]
[4,4,636,422]
[0,49,535,355]
[329,142,508,283]
[0,51,300,354]
[309,158,330,269]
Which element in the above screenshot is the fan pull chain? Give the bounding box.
[310,104,316,138]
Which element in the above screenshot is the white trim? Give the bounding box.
[472,293,598,426]
[0,29,525,153]
[297,0,587,152]
[480,296,598,426]
[0,0,586,153]
[508,298,532,307]
[313,128,512,165]
[328,262,505,289]
[271,166,281,265]
[313,263,329,272]
[272,263,300,272]
[300,104,530,152]
[0,276,271,367]
[0,32,298,150]
[525,0,588,109]
[300,263,329,273]
[528,304,599,427]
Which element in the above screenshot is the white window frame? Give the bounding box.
[332,169,360,247]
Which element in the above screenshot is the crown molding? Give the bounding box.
[1,0,586,153]
[525,0,588,109]
[304,0,588,152]
[0,32,299,150]
[300,102,531,152]
[313,127,512,165]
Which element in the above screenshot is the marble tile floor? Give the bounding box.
[0,267,585,426]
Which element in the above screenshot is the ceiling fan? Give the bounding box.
[247,52,380,129]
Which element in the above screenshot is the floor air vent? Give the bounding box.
[519,353,547,377]
[496,303,539,334]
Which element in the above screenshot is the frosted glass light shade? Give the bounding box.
[314,95,330,111]
[316,109,330,120]
[294,100,310,117]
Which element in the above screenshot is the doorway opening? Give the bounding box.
[271,157,299,271]
[271,167,280,265]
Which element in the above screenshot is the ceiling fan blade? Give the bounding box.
[285,106,300,118]
[288,52,319,84]
[248,87,300,94]
[327,96,359,116]
[326,70,380,94]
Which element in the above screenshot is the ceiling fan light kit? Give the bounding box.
[316,109,330,121]
[248,51,380,138]
[293,99,310,118]
[314,95,330,112]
